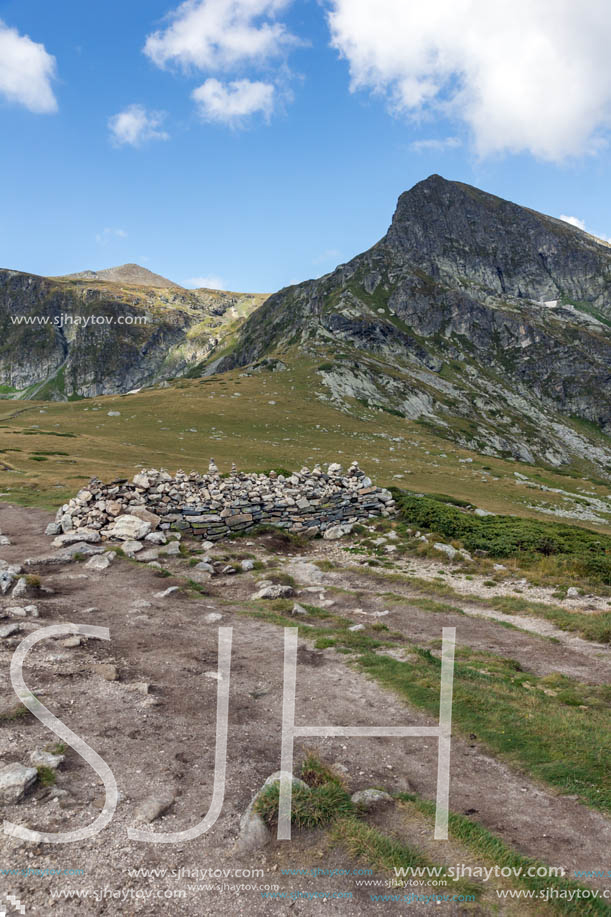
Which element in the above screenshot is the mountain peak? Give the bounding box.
[57,263,181,288]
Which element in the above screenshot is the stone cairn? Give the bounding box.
[47,461,395,544]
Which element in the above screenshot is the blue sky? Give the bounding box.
[2,0,611,293]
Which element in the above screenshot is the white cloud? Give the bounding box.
[0,19,57,113]
[144,0,294,71]
[328,0,611,160]
[559,214,611,243]
[187,274,225,289]
[559,215,587,231]
[96,228,128,245]
[409,136,461,153]
[192,77,274,122]
[108,104,169,146]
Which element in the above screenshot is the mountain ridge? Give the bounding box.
[215,174,611,472]
[55,262,181,288]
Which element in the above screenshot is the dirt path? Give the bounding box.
[1,503,610,916]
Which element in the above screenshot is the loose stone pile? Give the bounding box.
[46,461,395,543]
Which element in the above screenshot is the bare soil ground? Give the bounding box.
[1,503,610,916]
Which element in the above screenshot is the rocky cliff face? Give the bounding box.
[0,268,265,399]
[218,175,611,470]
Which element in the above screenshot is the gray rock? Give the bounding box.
[251,584,295,600]
[291,603,308,615]
[566,586,580,598]
[194,562,214,573]
[154,586,180,599]
[52,529,101,547]
[433,542,458,560]
[91,663,119,681]
[323,524,352,540]
[134,792,175,824]
[0,623,21,638]
[107,515,152,541]
[85,553,112,571]
[160,541,180,556]
[235,772,310,852]
[0,567,20,594]
[137,549,160,562]
[0,763,37,802]
[145,532,167,545]
[122,540,144,555]
[351,788,394,810]
[45,522,61,536]
[240,558,255,572]
[30,749,65,770]
[11,577,28,598]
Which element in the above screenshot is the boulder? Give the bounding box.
[0,763,37,802]
[108,515,152,541]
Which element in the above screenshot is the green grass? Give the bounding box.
[398,794,611,916]
[330,817,480,900]
[394,490,611,586]
[358,648,611,813]
[36,765,56,787]
[235,591,611,813]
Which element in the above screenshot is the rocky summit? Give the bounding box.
[218,175,611,471]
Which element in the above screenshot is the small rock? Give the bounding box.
[291,603,308,615]
[85,553,112,571]
[45,522,61,536]
[0,763,38,802]
[91,663,119,681]
[566,587,580,599]
[129,506,161,529]
[30,749,65,770]
[52,530,101,547]
[134,792,175,824]
[160,541,180,556]
[351,788,393,810]
[251,584,295,600]
[137,549,160,562]
[0,623,21,638]
[122,540,144,555]
[154,586,179,599]
[145,532,167,545]
[12,577,28,598]
[433,542,458,560]
[61,636,82,648]
[194,562,214,573]
[241,558,255,572]
[323,524,352,540]
[205,612,222,623]
[348,623,365,632]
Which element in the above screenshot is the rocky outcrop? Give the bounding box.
[217,175,611,470]
[47,462,395,543]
